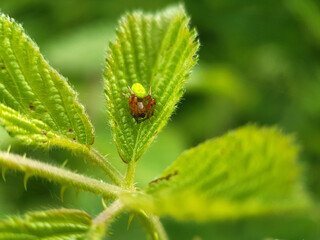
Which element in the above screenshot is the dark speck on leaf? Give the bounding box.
[149,170,178,184]
[68,129,74,133]
[166,44,173,51]
[29,105,35,111]
[42,130,47,135]
[90,136,95,145]
[73,138,76,141]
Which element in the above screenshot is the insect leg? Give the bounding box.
[127,85,135,95]
[122,93,129,99]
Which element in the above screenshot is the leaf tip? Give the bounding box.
[61,159,68,168]
[23,173,32,191]
[127,213,135,230]
[101,198,107,209]
[1,167,7,182]
[60,185,68,202]
[6,145,11,153]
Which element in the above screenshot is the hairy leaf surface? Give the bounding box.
[104,6,199,162]
[0,13,94,146]
[122,126,310,221]
[0,209,92,240]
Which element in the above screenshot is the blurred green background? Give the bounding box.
[0,0,320,239]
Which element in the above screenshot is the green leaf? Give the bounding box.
[121,125,310,221]
[104,5,199,162]
[0,13,94,147]
[0,209,92,240]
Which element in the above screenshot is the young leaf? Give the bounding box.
[104,6,199,162]
[0,13,94,147]
[0,209,92,240]
[121,125,310,221]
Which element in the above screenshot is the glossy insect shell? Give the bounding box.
[123,84,156,123]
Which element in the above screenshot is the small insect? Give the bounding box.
[122,83,156,123]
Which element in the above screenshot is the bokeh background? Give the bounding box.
[0,0,320,239]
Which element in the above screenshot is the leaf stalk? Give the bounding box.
[0,151,124,199]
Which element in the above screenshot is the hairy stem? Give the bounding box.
[88,200,125,239]
[89,148,124,186]
[124,160,137,189]
[0,151,124,199]
[137,211,168,240]
[93,200,124,224]
[50,138,124,185]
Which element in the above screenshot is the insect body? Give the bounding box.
[122,83,156,123]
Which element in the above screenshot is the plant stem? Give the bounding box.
[124,160,136,189]
[93,200,124,224]
[0,151,124,199]
[137,211,168,240]
[50,138,124,185]
[88,200,124,239]
[89,148,123,186]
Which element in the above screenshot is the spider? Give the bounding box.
[122,83,156,123]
